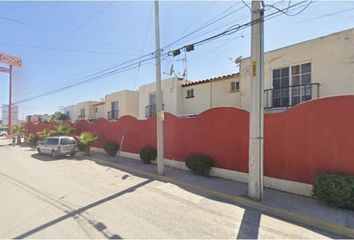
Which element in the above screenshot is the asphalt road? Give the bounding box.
[0,139,336,239]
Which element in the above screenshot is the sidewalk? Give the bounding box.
[77,150,354,238]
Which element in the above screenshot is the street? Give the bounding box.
[0,139,337,239]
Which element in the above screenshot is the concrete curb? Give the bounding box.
[87,155,354,238]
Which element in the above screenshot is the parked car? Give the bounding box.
[0,131,8,137]
[37,136,78,158]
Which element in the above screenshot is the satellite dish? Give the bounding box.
[235,56,243,64]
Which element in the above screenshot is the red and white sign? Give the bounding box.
[0,53,22,67]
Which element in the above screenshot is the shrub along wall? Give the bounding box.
[25,96,354,185]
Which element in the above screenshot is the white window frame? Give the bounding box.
[230,81,240,92]
[271,61,312,107]
[186,89,194,98]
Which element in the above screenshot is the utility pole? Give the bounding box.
[249,0,264,200]
[8,65,13,136]
[154,0,164,175]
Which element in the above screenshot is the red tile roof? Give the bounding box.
[182,73,239,87]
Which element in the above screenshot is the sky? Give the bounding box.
[0,0,353,120]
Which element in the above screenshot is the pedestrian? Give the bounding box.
[12,135,16,147]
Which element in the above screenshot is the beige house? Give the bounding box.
[138,77,190,119]
[104,90,139,120]
[93,101,105,119]
[181,74,241,115]
[65,104,97,121]
[239,27,354,112]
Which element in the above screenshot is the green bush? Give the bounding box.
[28,133,39,146]
[140,147,157,164]
[104,142,120,156]
[313,173,354,210]
[185,155,214,177]
[74,136,86,151]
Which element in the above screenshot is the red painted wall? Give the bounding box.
[25,96,354,184]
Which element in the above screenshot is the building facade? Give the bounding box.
[61,28,354,120]
[239,27,354,112]
[104,90,139,120]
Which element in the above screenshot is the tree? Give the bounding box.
[37,129,52,140]
[13,125,25,144]
[78,132,97,155]
[55,124,75,136]
[50,112,68,122]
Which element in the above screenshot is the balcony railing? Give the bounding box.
[264,83,320,109]
[107,110,119,120]
[78,115,86,119]
[145,104,164,118]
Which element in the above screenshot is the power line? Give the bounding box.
[14,54,160,104]
[50,2,113,48]
[0,41,139,56]
[162,3,247,49]
[133,2,154,90]
[14,1,314,105]
[264,0,313,16]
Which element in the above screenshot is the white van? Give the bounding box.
[37,136,78,158]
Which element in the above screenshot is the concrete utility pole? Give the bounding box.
[8,65,13,136]
[248,0,264,200]
[154,0,165,175]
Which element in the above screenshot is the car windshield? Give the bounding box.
[60,138,76,145]
[45,138,59,145]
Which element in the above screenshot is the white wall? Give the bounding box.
[64,105,77,121]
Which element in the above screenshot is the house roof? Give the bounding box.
[92,102,105,106]
[182,73,239,87]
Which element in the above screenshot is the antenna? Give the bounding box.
[169,64,174,76]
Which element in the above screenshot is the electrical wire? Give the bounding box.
[264,0,313,16]
[14,1,314,105]
[0,41,139,56]
[162,3,247,49]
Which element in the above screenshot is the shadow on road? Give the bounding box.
[236,208,261,239]
[7,172,152,239]
[31,153,85,161]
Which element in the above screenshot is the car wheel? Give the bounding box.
[37,148,42,154]
[70,152,76,157]
[51,150,57,158]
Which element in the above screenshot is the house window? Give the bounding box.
[230,81,240,91]
[65,111,70,119]
[272,62,312,107]
[79,108,85,118]
[186,89,194,98]
[95,107,98,113]
[110,101,119,119]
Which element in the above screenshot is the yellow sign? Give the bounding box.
[0,53,22,67]
[252,61,256,77]
[158,111,165,121]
